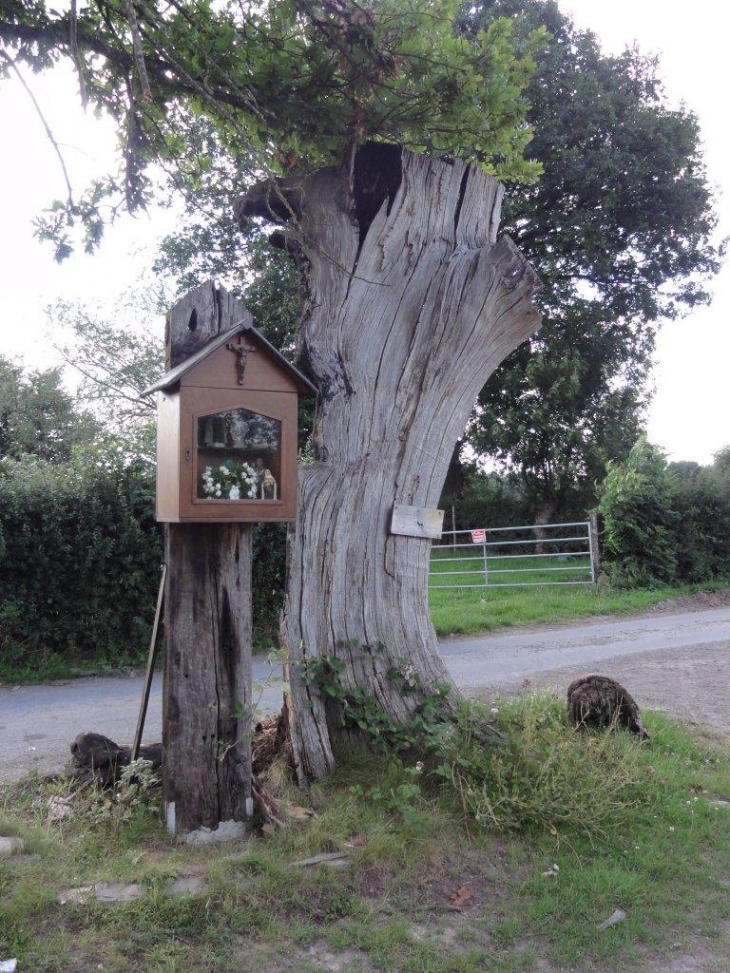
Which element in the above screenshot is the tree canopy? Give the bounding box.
[1,0,545,258]
[462,0,721,520]
[146,0,722,526]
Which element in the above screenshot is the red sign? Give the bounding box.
[471,529,486,544]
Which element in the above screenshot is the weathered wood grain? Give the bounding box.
[162,285,254,833]
[239,145,542,783]
[163,523,253,832]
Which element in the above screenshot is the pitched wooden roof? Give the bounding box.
[141,320,317,397]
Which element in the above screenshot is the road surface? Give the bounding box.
[1,606,728,781]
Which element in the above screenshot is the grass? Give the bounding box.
[2,700,730,972]
[430,579,730,638]
[430,550,594,586]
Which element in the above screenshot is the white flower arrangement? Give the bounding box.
[201,459,258,500]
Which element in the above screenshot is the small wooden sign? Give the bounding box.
[390,504,444,540]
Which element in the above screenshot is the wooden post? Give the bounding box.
[588,511,601,582]
[162,283,254,835]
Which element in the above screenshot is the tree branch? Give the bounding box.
[0,50,74,206]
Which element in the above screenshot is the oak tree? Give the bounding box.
[463,0,721,523]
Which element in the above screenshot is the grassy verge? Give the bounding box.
[430,580,730,638]
[2,699,730,973]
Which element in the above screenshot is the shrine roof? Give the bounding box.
[141,320,317,397]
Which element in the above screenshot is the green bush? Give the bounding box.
[0,447,288,671]
[598,437,678,587]
[0,451,162,668]
[668,456,730,582]
[598,438,730,588]
[444,696,649,837]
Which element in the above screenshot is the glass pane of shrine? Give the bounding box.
[196,407,282,501]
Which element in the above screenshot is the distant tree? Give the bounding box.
[0,356,99,462]
[49,299,165,462]
[462,0,721,522]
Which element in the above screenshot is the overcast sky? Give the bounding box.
[1,0,728,464]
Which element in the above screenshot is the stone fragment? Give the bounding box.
[168,876,206,896]
[0,837,24,857]
[47,796,75,822]
[94,882,144,903]
[597,908,627,931]
[180,820,247,845]
[58,886,94,905]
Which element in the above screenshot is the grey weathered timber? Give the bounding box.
[237,145,542,783]
[162,285,254,833]
[165,280,253,370]
[163,523,253,833]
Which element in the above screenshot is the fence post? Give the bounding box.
[588,513,600,583]
[482,541,489,588]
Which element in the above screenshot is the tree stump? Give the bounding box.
[237,144,542,783]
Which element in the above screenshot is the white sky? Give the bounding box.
[0,0,728,464]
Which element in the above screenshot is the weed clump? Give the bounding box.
[438,696,650,838]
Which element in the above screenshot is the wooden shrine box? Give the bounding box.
[142,323,316,523]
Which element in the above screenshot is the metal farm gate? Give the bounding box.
[429,521,596,590]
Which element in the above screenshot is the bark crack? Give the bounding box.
[453,168,470,238]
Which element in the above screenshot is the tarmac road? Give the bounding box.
[2,605,728,782]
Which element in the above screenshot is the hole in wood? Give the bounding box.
[187,308,198,332]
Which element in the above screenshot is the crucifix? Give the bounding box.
[226,334,257,385]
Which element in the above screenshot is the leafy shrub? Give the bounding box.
[598,437,677,587]
[306,654,648,841]
[668,455,730,582]
[0,450,162,668]
[0,446,289,670]
[597,438,730,587]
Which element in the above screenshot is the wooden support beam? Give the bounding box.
[162,283,254,835]
[163,523,253,833]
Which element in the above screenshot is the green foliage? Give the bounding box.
[304,647,454,754]
[667,453,730,582]
[0,355,100,463]
[599,439,730,588]
[49,298,165,463]
[306,651,650,841]
[350,761,430,834]
[0,449,163,667]
[598,437,678,587]
[2,0,544,258]
[85,759,161,836]
[463,0,721,518]
[446,695,648,837]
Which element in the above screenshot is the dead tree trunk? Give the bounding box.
[162,284,254,834]
[237,145,541,783]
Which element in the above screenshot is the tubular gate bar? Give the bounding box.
[429,521,596,590]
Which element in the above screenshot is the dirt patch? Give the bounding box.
[476,639,730,743]
[646,589,730,614]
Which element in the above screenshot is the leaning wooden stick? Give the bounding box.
[132,563,167,762]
